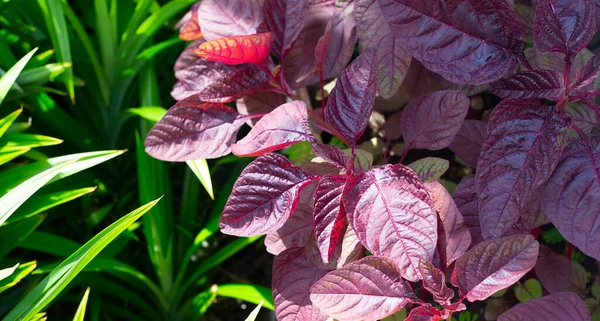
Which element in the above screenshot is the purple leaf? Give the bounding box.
[426,181,472,267]
[400,90,470,151]
[324,48,378,146]
[402,60,445,99]
[273,246,331,321]
[313,176,347,263]
[236,91,287,126]
[498,292,592,321]
[343,164,437,281]
[172,60,270,102]
[541,136,600,260]
[263,0,309,59]
[198,0,263,41]
[405,304,446,321]
[310,256,413,321]
[377,34,412,99]
[174,39,205,75]
[451,234,539,302]
[476,100,568,239]
[384,110,403,140]
[378,0,525,85]
[407,157,449,183]
[310,141,352,173]
[533,0,595,56]
[572,55,600,92]
[419,259,454,305]
[567,101,599,136]
[331,224,365,268]
[144,96,244,161]
[355,0,391,52]
[283,1,356,89]
[534,244,571,293]
[489,69,565,99]
[448,120,487,168]
[453,177,482,245]
[265,183,316,255]
[219,154,315,236]
[231,101,313,157]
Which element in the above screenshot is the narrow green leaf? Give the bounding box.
[0,109,22,139]
[245,301,263,321]
[3,199,160,321]
[28,313,46,321]
[73,287,90,321]
[0,146,30,166]
[0,215,45,260]
[0,264,19,282]
[0,49,37,105]
[121,0,154,43]
[0,261,36,294]
[186,159,214,200]
[7,187,97,224]
[94,0,117,75]
[37,0,74,101]
[28,50,56,69]
[125,106,166,123]
[0,133,63,148]
[217,284,274,311]
[16,62,72,86]
[6,121,32,134]
[191,285,218,318]
[19,231,79,257]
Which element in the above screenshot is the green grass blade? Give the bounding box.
[28,49,56,69]
[37,0,74,102]
[0,109,22,139]
[0,261,37,294]
[16,62,72,86]
[0,146,30,166]
[216,284,274,311]
[0,160,74,226]
[245,301,263,321]
[2,199,160,321]
[190,285,218,318]
[7,187,96,224]
[121,0,154,43]
[73,287,90,321]
[0,133,63,148]
[94,0,117,77]
[0,215,45,260]
[124,106,166,123]
[0,49,37,105]
[0,264,19,282]
[186,160,214,200]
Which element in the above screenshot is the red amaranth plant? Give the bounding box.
[145,0,600,320]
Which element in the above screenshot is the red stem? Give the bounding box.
[567,242,575,259]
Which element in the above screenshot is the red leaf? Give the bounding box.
[296,21,332,82]
[310,256,413,321]
[355,0,391,52]
[263,0,309,59]
[498,292,592,321]
[541,136,600,260]
[193,32,274,65]
[378,0,525,85]
[489,69,565,99]
[343,164,437,281]
[384,110,403,140]
[144,96,244,161]
[377,33,412,99]
[572,55,600,93]
[236,91,287,126]
[177,3,202,41]
[426,181,471,267]
[451,234,539,302]
[230,101,313,157]
[198,0,263,41]
[533,0,595,57]
[476,100,568,239]
[405,304,445,321]
[453,177,482,245]
[313,176,347,263]
[419,259,454,305]
[407,157,449,183]
[283,1,356,89]
[534,244,571,293]
[265,183,316,255]
[219,154,315,236]
[324,48,378,146]
[448,120,487,168]
[273,246,331,321]
[400,90,470,152]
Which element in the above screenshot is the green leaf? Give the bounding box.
[0,133,63,148]
[37,0,74,101]
[407,157,450,182]
[217,284,274,311]
[0,261,36,294]
[0,264,19,282]
[245,300,263,321]
[7,187,97,224]
[186,159,214,199]
[0,109,23,139]
[191,285,218,318]
[381,308,407,321]
[3,199,160,321]
[0,146,30,166]
[16,62,72,86]
[6,122,32,134]
[0,215,45,260]
[0,49,37,105]
[124,106,166,123]
[95,0,117,75]
[514,279,542,303]
[0,160,74,226]
[28,313,46,321]
[73,287,90,321]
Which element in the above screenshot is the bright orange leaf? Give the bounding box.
[178,4,202,41]
[193,32,274,66]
